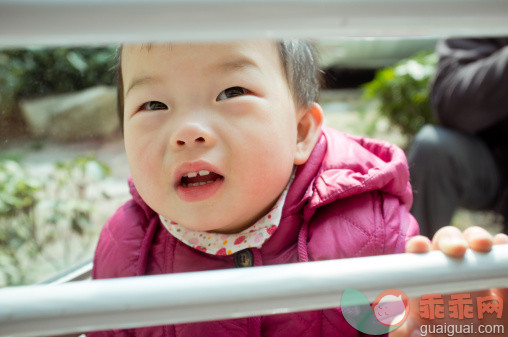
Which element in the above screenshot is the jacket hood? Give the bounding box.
[285,126,413,222]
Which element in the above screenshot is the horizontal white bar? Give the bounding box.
[1,245,508,337]
[1,0,508,47]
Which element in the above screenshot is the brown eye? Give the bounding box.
[139,101,168,111]
[216,87,250,101]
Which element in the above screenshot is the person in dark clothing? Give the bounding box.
[408,37,508,238]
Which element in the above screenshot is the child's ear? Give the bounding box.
[294,102,324,165]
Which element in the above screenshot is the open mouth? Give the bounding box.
[180,170,224,188]
[174,161,225,202]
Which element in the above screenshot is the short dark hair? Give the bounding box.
[276,40,322,108]
[116,41,321,131]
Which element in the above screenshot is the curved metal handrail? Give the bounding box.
[1,245,508,337]
[39,258,93,285]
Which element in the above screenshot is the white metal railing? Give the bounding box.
[1,0,508,47]
[1,245,508,337]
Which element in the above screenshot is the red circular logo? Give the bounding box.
[371,289,410,327]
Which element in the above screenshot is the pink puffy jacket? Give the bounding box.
[89,127,419,337]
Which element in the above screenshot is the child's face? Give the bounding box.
[122,41,306,234]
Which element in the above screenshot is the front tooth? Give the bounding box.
[186,172,198,178]
[189,182,200,187]
[199,170,210,176]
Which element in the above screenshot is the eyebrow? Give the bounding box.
[215,58,261,73]
[125,57,261,97]
[125,76,159,97]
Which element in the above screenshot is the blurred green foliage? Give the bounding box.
[0,46,117,117]
[0,156,111,286]
[362,51,438,137]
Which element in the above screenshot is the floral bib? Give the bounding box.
[159,171,294,256]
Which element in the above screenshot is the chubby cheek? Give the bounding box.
[231,120,295,207]
[124,127,168,208]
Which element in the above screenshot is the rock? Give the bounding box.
[20,86,119,142]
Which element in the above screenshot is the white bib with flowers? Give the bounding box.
[159,171,294,256]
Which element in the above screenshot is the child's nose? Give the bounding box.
[170,122,216,150]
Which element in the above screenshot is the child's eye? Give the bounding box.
[216,87,251,101]
[139,101,168,111]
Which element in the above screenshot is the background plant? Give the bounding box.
[0,46,117,118]
[362,51,438,138]
[0,156,111,286]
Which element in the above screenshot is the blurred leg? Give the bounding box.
[407,125,501,237]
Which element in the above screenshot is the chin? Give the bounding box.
[189,220,242,234]
[167,207,248,234]
[175,219,224,233]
